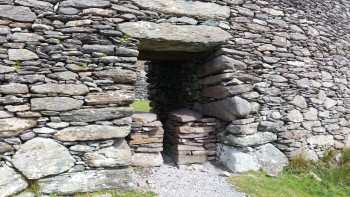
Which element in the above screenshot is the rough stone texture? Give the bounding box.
[14,0,53,11]
[0,165,28,197]
[12,138,75,179]
[8,49,39,61]
[93,68,136,84]
[218,131,277,147]
[38,168,135,195]
[131,152,164,167]
[217,144,259,173]
[1,0,350,193]
[11,33,44,42]
[169,108,202,123]
[30,84,89,96]
[60,0,111,9]
[60,107,133,122]
[217,143,288,174]
[130,0,230,19]
[198,55,247,78]
[54,125,131,141]
[85,91,134,106]
[0,83,28,94]
[195,97,251,121]
[31,97,84,112]
[118,22,232,52]
[83,140,132,167]
[307,135,335,147]
[226,123,259,135]
[0,5,36,22]
[0,118,37,138]
[0,142,13,154]
[201,85,254,99]
[253,143,289,174]
[131,113,157,124]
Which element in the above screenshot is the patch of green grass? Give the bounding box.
[17,180,41,196]
[12,60,22,71]
[122,34,132,41]
[130,100,151,112]
[341,147,350,165]
[82,63,88,68]
[73,190,156,197]
[229,149,350,197]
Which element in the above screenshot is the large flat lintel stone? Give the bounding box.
[118,22,232,52]
[130,0,230,19]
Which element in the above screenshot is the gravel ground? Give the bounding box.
[134,154,245,197]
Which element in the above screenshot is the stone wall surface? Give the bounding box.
[0,0,349,195]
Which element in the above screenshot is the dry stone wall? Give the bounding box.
[0,0,350,195]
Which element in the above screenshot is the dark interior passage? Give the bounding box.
[135,52,221,165]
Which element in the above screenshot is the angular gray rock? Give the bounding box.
[60,107,133,122]
[131,113,157,124]
[0,65,14,74]
[0,5,37,22]
[286,109,303,123]
[217,144,259,173]
[291,95,307,109]
[54,125,131,141]
[47,71,78,81]
[14,0,53,11]
[0,118,37,138]
[12,138,75,179]
[218,131,277,147]
[130,0,230,19]
[201,85,253,99]
[60,0,111,8]
[0,83,28,94]
[30,84,89,96]
[226,123,259,135]
[198,55,247,78]
[195,97,251,121]
[38,168,135,195]
[81,45,115,54]
[0,110,14,118]
[131,152,164,167]
[253,143,289,174]
[83,140,132,167]
[11,33,44,42]
[93,68,136,84]
[0,165,28,197]
[169,109,202,123]
[8,49,39,61]
[118,22,232,52]
[85,91,134,106]
[307,135,335,146]
[31,97,84,112]
[82,45,138,57]
[0,142,13,154]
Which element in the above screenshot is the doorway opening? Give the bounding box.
[128,50,222,166]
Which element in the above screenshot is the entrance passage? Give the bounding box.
[118,21,232,166]
[128,55,221,165]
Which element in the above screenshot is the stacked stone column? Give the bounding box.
[164,109,219,165]
[128,112,164,167]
